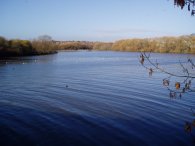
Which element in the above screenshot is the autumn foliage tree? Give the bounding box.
[174,0,195,15]
[140,0,195,97]
[140,1,195,136]
[138,1,195,97]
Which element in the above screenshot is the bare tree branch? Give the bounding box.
[140,51,195,98]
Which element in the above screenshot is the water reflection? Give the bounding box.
[0,103,151,146]
[0,53,57,65]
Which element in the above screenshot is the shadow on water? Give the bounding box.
[181,106,195,143]
[168,95,195,144]
[0,103,150,146]
[0,54,57,65]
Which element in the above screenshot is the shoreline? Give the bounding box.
[1,50,194,61]
[0,51,57,59]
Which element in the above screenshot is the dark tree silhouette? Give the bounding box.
[174,0,195,15]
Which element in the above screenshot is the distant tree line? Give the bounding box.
[78,35,194,54]
[111,36,195,53]
[1,35,195,57]
[0,35,57,57]
[57,41,93,50]
[93,42,113,51]
[71,36,194,54]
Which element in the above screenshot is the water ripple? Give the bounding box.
[0,51,194,146]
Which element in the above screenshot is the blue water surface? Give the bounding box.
[0,51,195,146]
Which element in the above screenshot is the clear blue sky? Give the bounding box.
[0,0,194,42]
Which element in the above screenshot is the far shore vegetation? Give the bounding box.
[0,35,57,57]
[0,35,195,58]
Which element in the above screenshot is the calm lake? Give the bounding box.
[0,51,195,146]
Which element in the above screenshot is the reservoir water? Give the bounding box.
[0,51,195,146]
